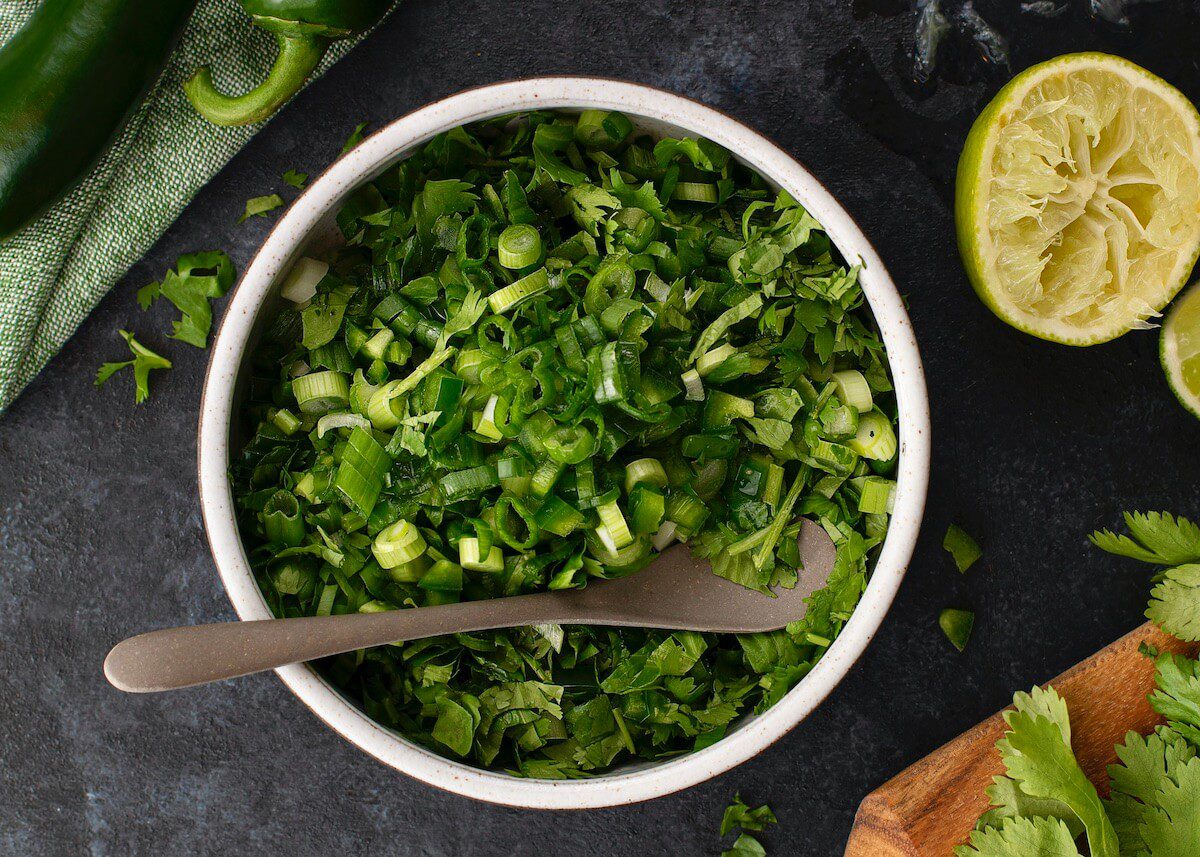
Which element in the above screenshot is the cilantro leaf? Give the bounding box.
[720,794,777,836]
[1089,512,1200,566]
[143,251,235,349]
[282,169,308,189]
[94,330,171,404]
[1148,652,1200,745]
[976,775,1084,839]
[721,833,767,857]
[341,121,368,154]
[944,524,982,572]
[564,183,620,236]
[1137,756,1200,856]
[238,193,284,224]
[995,686,1118,857]
[1105,727,1197,854]
[955,816,1082,857]
[1146,564,1200,642]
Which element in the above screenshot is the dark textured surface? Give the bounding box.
[3,1,1200,854]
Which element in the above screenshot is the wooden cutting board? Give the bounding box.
[843,622,1199,857]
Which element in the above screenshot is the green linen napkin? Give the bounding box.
[0,0,394,414]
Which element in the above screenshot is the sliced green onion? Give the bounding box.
[703,391,754,427]
[682,369,705,401]
[574,109,632,150]
[493,495,541,550]
[367,347,456,429]
[316,411,371,438]
[651,521,679,550]
[387,555,430,583]
[334,427,391,517]
[848,411,898,460]
[269,407,302,435]
[665,492,709,536]
[672,181,719,203]
[459,538,504,573]
[530,459,565,499]
[419,559,463,592]
[544,424,597,465]
[362,328,395,362]
[629,485,665,535]
[261,490,305,547]
[489,268,549,314]
[595,499,634,551]
[624,458,668,494]
[293,370,349,414]
[751,466,809,570]
[832,370,873,413]
[498,224,543,269]
[762,462,784,508]
[696,343,738,377]
[534,495,586,536]
[440,465,500,503]
[372,519,427,569]
[857,476,895,515]
[280,257,328,304]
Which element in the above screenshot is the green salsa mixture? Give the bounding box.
[232,110,899,776]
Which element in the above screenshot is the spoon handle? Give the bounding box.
[104,589,576,693]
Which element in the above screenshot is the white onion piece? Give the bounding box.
[280,257,328,304]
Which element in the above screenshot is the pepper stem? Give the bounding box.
[184,33,326,126]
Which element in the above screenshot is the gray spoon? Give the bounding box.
[104,520,836,693]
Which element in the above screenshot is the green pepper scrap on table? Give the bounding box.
[0,0,198,240]
[184,0,391,126]
[233,110,901,776]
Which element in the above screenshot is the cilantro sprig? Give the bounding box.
[94,330,171,404]
[719,794,777,856]
[1090,511,1200,641]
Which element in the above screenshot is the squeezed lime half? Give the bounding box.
[1162,281,1200,419]
[956,53,1200,345]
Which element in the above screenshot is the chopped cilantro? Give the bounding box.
[719,794,777,856]
[94,330,171,403]
[721,793,778,835]
[282,169,308,189]
[944,524,982,573]
[139,251,235,349]
[1090,511,1200,641]
[238,193,284,224]
[939,608,974,652]
[341,121,368,154]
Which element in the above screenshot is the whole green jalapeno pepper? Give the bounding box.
[185,0,391,127]
[0,0,198,241]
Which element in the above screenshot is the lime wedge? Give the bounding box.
[956,53,1200,345]
[1163,281,1200,418]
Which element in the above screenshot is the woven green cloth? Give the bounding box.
[0,0,392,414]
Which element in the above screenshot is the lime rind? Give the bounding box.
[1162,281,1200,419]
[957,52,1200,346]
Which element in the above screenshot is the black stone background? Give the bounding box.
[2,1,1199,853]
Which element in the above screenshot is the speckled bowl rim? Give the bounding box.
[197,77,930,809]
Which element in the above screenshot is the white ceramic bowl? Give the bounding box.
[198,78,930,809]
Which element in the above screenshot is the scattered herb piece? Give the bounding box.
[721,794,778,835]
[238,193,284,223]
[939,608,974,651]
[944,524,982,573]
[722,833,768,857]
[232,110,900,776]
[139,251,235,348]
[94,330,172,403]
[1090,511,1200,641]
[341,121,368,154]
[719,794,777,856]
[282,169,308,189]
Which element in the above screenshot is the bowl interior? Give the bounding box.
[207,79,930,808]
